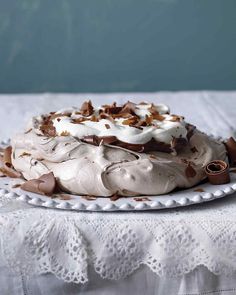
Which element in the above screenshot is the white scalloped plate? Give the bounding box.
[0,173,236,211]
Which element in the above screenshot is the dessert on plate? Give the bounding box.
[1,100,235,197]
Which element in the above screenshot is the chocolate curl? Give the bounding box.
[21,172,56,196]
[225,137,236,166]
[0,146,22,178]
[205,160,230,185]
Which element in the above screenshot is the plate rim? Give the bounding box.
[1,175,236,212]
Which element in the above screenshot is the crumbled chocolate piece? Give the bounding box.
[72,117,89,124]
[152,114,165,121]
[21,172,56,196]
[105,124,111,129]
[169,115,184,122]
[122,116,139,126]
[90,115,99,122]
[80,100,94,116]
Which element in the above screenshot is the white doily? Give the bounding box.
[1,193,236,284]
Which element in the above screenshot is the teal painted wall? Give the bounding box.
[0,0,236,93]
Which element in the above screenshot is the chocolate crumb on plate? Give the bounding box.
[193,188,205,192]
[134,197,151,202]
[81,195,97,201]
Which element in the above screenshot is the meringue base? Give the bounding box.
[11,130,227,197]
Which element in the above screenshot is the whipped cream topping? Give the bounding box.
[48,102,188,145]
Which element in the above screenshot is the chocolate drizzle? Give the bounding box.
[82,135,188,153]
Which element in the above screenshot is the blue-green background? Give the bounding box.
[0,0,236,93]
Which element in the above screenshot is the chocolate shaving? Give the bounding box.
[225,137,236,166]
[21,172,56,196]
[185,163,197,178]
[98,113,115,123]
[105,124,111,129]
[152,114,165,121]
[120,101,136,116]
[19,152,31,157]
[50,113,71,120]
[60,131,71,136]
[40,115,56,137]
[24,128,32,134]
[122,116,139,126]
[104,104,123,115]
[80,100,94,116]
[148,104,159,115]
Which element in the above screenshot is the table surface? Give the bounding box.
[0,91,236,295]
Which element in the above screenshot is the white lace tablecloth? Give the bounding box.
[0,92,236,295]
